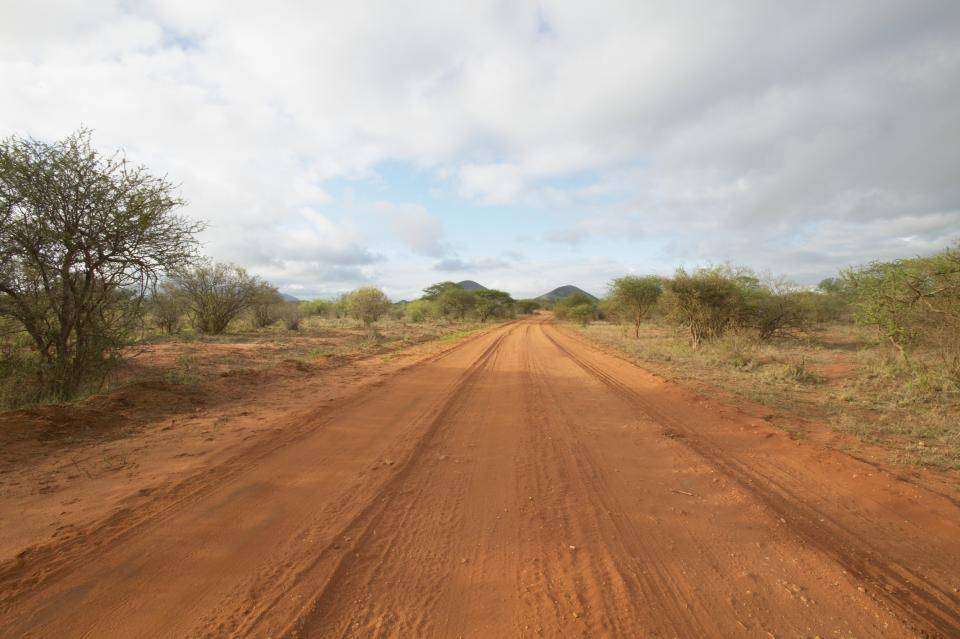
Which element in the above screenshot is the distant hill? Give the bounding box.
[456,280,487,291]
[537,285,598,302]
[279,293,300,302]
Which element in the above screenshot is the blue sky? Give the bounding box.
[3,1,959,300]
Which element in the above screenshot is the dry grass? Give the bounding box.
[576,321,960,471]
[0,316,496,411]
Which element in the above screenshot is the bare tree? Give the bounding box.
[171,261,270,334]
[249,283,284,328]
[0,129,203,399]
[149,282,188,334]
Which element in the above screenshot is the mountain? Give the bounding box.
[279,293,300,302]
[536,285,598,302]
[456,280,487,291]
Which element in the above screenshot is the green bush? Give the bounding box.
[663,267,744,348]
[473,289,515,322]
[515,299,542,315]
[300,299,336,318]
[345,287,392,327]
[608,275,663,337]
[404,299,436,323]
[555,292,597,326]
[843,243,960,377]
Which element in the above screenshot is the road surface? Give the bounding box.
[2,318,959,637]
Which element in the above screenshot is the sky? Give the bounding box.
[2,1,959,300]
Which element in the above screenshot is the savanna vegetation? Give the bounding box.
[3,129,957,472]
[0,131,515,410]
[557,247,960,469]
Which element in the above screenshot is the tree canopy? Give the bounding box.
[0,129,203,398]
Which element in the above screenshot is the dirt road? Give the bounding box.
[2,318,959,637]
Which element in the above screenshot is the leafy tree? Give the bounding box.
[515,299,541,315]
[609,275,663,337]
[440,287,476,319]
[817,277,846,296]
[345,287,391,326]
[843,245,960,370]
[474,289,514,322]
[663,267,744,348]
[422,281,459,300]
[421,281,477,320]
[172,261,268,335]
[0,129,202,399]
[555,292,597,326]
[739,289,812,340]
[404,298,436,323]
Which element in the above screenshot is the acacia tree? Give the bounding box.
[0,129,203,399]
[171,261,269,334]
[663,267,743,348]
[609,275,663,337]
[843,245,960,369]
[474,289,514,322]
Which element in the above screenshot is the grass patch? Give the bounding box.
[576,321,960,471]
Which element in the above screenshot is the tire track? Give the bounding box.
[516,326,709,637]
[542,324,960,638]
[0,325,512,637]
[260,329,511,638]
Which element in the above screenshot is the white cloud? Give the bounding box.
[2,0,959,297]
[372,202,447,258]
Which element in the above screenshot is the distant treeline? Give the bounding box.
[557,247,960,382]
[299,281,541,325]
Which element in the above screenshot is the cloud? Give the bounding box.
[2,0,958,295]
[433,256,512,272]
[372,202,447,257]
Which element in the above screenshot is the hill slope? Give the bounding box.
[537,285,598,302]
[279,293,300,302]
[456,280,487,291]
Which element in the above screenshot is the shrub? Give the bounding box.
[0,129,203,399]
[404,299,436,323]
[515,299,542,315]
[277,301,302,330]
[149,284,188,334]
[844,243,960,375]
[345,287,392,326]
[739,289,812,340]
[172,261,270,335]
[663,267,744,348]
[249,285,285,328]
[300,299,334,317]
[555,292,597,326]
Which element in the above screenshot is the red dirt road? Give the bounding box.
[2,318,959,637]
